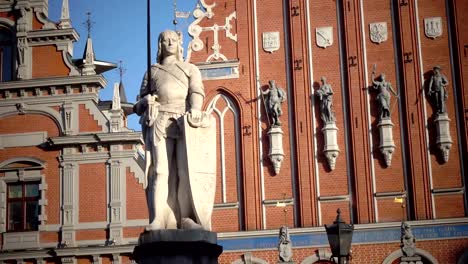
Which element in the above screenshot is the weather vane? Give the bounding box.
[172,0,191,31]
[83,11,95,38]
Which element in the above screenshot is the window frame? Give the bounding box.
[0,26,15,82]
[6,181,41,232]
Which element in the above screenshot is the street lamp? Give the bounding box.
[325,208,354,264]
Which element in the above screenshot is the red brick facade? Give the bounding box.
[0,0,467,263]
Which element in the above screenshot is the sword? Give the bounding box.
[317,30,331,45]
[260,89,272,126]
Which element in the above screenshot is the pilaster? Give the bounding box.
[288,0,317,227]
[61,158,78,246]
[341,0,374,223]
[396,0,433,220]
[108,150,124,244]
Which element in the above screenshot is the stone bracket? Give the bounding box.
[267,127,285,175]
[322,122,340,170]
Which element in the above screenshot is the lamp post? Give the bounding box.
[325,208,354,264]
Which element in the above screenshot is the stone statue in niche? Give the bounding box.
[427,65,452,163]
[428,65,449,114]
[370,64,398,167]
[278,226,293,263]
[133,30,216,231]
[261,80,287,175]
[262,80,287,127]
[316,76,335,123]
[371,65,399,120]
[315,76,340,170]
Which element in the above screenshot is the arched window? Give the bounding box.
[206,93,245,231]
[0,27,14,82]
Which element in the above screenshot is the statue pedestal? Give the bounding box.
[268,126,285,175]
[322,122,340,170]
[378,118,396,167]
[434,113,452,163]
[133,229,223,264]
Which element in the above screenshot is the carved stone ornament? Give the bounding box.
[424,17,442,39]
[400,222,423,264]
[187,1,237,62]
[434,113,452,163]
[263,32,280,53]
[15,103,26,115]
[316,26,333,48]
[268,127,285,175]
[278,226,293,262]
[378,118,396,167]
[369,22,388,44]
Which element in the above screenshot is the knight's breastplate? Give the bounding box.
[152,65,189,104]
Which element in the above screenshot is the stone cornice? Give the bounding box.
[48,132,143,146]
[0,2,13,12]
[0,244,136,260]
[0,93,100,106]
[27,28,79,44]
[0,75,107,90]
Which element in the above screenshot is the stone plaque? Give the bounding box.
[262,32,280,53]
[316,26,333,48]
[424,17,442,39]
[369,22,387,44]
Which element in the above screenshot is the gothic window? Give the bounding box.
[206,93,245,231]
[0,27,14,82]
[7,181,40,232]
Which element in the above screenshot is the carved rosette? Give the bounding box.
[322,122,340,170]
[378,118,396,167]
[268,127,284,175]
[434,113,452,163]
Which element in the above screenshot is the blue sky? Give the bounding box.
[47,0,197,131]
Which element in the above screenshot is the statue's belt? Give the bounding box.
[155,102,187,115]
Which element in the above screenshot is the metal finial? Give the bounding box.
[334,208,344,223]
[83,11,94,38]
[118,60,126,82]
[173,0,178,30]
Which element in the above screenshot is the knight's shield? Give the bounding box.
[184,113,217,230]
[316,26,333,48]
[424,17,442,39]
